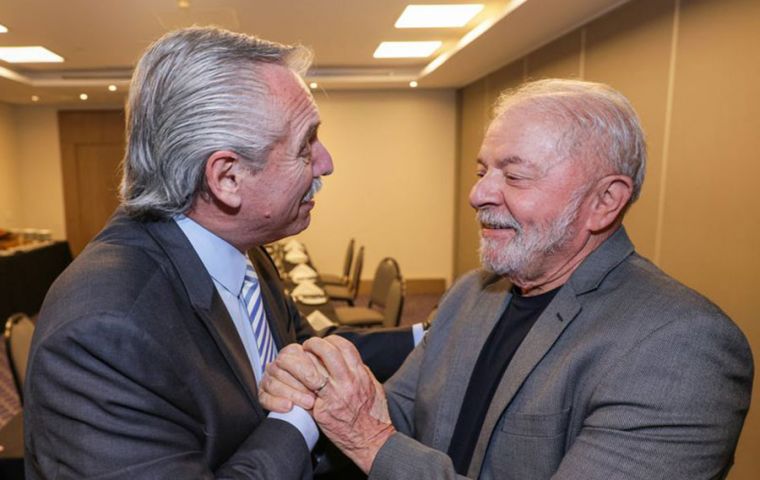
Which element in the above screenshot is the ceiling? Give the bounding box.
[0,0,629,107]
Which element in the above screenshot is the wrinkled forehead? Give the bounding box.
[260,64,320,130]
[485,102,595,172]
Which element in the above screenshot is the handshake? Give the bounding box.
[260,336,396,473]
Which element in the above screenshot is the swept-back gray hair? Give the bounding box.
[120,26,312,219]
[493,79,647,204]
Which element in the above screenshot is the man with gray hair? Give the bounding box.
[261,79,753,479]
[24,26,414,479]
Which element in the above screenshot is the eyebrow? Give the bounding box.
[476,155,525,168]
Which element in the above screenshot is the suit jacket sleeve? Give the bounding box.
[369,299,753,480]
[25,310,313,480]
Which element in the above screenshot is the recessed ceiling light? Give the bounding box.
[108,84,117,92]
[31,95,39,102]
[409,81,418,88]
[373,41,441,59]
[79,93,88,101]
[395,4,484,28]
[0,46,64,63]
[309,82,318,90]
[0,24,8,34]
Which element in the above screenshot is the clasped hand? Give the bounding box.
[259,335,395,473]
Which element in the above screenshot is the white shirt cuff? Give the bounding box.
[269,405,320,451]
[412,323,426,346]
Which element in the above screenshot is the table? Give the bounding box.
[0,241,73,321]
[281,258,338,325]
[0,411,24,479]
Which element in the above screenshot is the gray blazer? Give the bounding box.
[371,228,753,480]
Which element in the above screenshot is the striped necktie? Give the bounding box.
[241,261,277,375]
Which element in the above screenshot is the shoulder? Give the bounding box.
[586,251,751,358]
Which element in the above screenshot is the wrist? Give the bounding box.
[352,424,396,474]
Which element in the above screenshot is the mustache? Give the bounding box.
[301,177,323,203]
[477,208,522,232]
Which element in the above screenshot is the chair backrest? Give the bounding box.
[348,246,364,298]
[369,257,401,309]
[4,313,35,404]
[382,279,405,328]
[341,238,355,279]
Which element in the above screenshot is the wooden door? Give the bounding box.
[59,111,125,256]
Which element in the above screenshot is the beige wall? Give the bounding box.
[454,0,760,477]
[0,103,21,229]
[297,89,457,283]
[2,90,457,283]
[0,105,65,239]
[16,107,66,239]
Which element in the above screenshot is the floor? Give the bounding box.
[0,292,442,428]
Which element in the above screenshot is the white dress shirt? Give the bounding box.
[175,215,319,450]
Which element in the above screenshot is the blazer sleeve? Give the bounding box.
[25,312,313,480]
[551,312,753,479]
[368,323,469,480]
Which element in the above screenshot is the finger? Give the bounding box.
[258,389,294,413]
[260,370,316,410]
[303,337,351,384]
[306,351,330,378]
[325,335,364,372]
[266,360,314,395]
[274,350,325,390]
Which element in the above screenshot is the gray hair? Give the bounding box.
[493,79,647,204]
[120,26,312,218]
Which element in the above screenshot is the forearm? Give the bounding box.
[369,433,469,480]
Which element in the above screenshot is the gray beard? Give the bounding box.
[477,193,583,283]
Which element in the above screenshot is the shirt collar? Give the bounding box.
[174,214,252,296]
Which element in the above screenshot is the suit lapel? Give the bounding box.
[466,228,637,476]
[467,285,581,476]
[433,276,512,451]
[143,216,261,409]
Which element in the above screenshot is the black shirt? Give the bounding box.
[447,286,560,475]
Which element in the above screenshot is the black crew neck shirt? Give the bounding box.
[447,286,560,475]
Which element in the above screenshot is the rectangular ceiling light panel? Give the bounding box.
[374,41,442,58]
[0,46,64,63]
[395,4,484,28]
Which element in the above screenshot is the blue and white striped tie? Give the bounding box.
[242,262,277,375]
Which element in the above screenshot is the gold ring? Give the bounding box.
[315,376,329,394]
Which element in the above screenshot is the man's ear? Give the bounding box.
[585,174,634,232]
[203,151,246,209]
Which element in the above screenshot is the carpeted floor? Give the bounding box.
[0,292,443,428]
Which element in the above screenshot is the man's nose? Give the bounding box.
[469,172,500,210]
[312,141,334,177]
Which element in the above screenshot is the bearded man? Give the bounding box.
[260,79,753,479]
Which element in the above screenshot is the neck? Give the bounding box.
[186,200,251,253]
[512,226,618,296]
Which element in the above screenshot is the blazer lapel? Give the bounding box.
[467,285,582,477]
[143,216,261,410]
[433,276,513,452]
[465,227,635,476]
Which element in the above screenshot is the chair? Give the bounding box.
[325,246,364,306]
[334,258,405,327]
[4,313,35,404]
[320,238,354,286]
